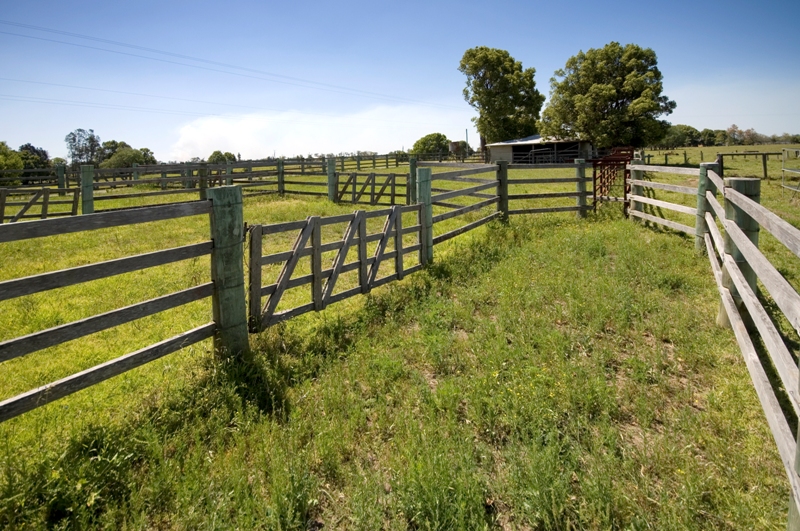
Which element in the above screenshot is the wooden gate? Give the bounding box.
[0,188,80,223]
[337,172,404,205]
[248,205,423,332]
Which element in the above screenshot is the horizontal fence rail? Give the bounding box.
[631,159,800,523]
[0,196,228,423]
[700,175,800,519]
[248,205,424,331]
[628,161,700,235]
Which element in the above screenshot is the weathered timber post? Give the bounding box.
[301,157,305,175]
[385,154,389,168]
[56,164,65,196]
[277,160,285,195]
[226,162,233,186]
[695,161,720,252]
[497,160,509,222]
[789,495,800,531]
[327,157,338,202]
[198,164,208,200]
[417,167,433,265]
[665,153,669,165]
[700,151,704,161]
[184,167,194,189]
[762,153,768,180]
[339,156,344,172]
[630,158,643,219]
[80,165,94,214]
[372,154,376,168]
[355,154,361,171]
[160,169,168,190]
[716,154,724,178]
[207,185,249,356]
[408,157,418,204]
[716,177,760,330]
[683,151,688,165]
[132,162,139,181]
[575,158,587,219]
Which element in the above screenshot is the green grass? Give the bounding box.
[0,164,797,529]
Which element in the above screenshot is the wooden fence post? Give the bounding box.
[160,169,168,190]
[575,159,587,219]
[56,164,65,196]
[408,157,418,204]
[497,160,509,222]
[716,154,724,178]
[630,158,643,219]
[327,157,338,202]
[417,167,433,264]
[132,162,139,182]
[226,162,233,186]
[357,154,361,171]
[248,224,263,332]
[385,154,389,168]
[339,156,345,172]
[80,165,94,214]
[695,161,720,252]
[198,164,208,200]
[277,160,285,195]
[716,177,761,330]
[207,185,249,356]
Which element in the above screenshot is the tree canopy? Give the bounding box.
[18,143,50,170]
[459,47,545,147]
[99,147,157,168]
[208,151,237,164]
[411,133,450,155]
[65,128,102,168]
[538,42,676,148]
[0,141,23,172]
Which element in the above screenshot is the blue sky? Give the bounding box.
[0,0,797,161]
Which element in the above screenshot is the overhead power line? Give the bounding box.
[0,77,458,127]
[0,20,463,110]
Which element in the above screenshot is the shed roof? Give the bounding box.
[486,134,582,147]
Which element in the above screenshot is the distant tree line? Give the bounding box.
[655,124,800,149]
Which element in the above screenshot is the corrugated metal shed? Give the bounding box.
[486,135,593,163]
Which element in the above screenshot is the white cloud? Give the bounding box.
[170,104,478,160]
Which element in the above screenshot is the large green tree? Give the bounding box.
[208,150,237,164]
[458,47,545,147]
[411,133,450,155]
[99,147,158,168]
[538,42,676,148]
[18,143,50,169]
[65,128,102,168]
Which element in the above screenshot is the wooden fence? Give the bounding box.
[628,160,800,527]
[628,162,700,235]
[248,205,424,332]
[0,199,225,423]
[0,187,80,223]
[0,159,597,424]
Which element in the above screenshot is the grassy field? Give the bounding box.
[0,162,797,528]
